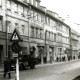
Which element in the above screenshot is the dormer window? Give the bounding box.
[35,1,38,7]
[31,0,33,5]
[27,0,29,3]
[0,0,2,5]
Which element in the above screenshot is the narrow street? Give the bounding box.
[1,60,80,80]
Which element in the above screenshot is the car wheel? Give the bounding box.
[19,65,23,71]
[30,65,35,69]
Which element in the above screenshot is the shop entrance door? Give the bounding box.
[0,45,3,62]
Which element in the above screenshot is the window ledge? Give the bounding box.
[7,8,11,11]
[14,11,18,14]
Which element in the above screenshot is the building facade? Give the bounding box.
[0,0,79,64]
[71,29,79,59]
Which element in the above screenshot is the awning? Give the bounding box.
[37,43,44,47]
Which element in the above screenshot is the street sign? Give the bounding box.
[10,28,23,42]
[13,53,18,57]
[11,42,21,53]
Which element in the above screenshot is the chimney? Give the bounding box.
[33,0,36,6]
[29,0,33,5]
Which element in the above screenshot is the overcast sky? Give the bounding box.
[40,0,80,33]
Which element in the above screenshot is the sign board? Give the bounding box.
[11,42,21,53]
[10,28,23,42]
[13,54,18,57]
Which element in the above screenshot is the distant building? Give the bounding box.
[71,29,79,59]
[0,0,79,64]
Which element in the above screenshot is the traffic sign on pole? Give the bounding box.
[10,28,23,80]
[10,28,23,42]
[11,42,21,53]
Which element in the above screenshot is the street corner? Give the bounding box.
[73,75,80,80]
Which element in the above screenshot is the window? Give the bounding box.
[52,33,54,41]
[20,6,24,16]
[40,29,43,39]
[49,32,51,40]
[31,10,34,19]
[66,27,69,34]
[50,33,53,41]
[38,29,40,38]
[34,28,36,38]
[7,21,11,33]
[24,8,28,18]
[31,27,34,37]
[7,0,11,9]
[36,28,38,38]
[62,25,66,33]
[14,3,18,13]
[38,13,42,22]
[15,23,19,30]
[47,17,50,26]
[0,20,2,31]
[34,12,38,20]
[46,31,49,40]
[21,25,25,34]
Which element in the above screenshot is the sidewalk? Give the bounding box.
[36,59,80,67]
[0,59,80,72]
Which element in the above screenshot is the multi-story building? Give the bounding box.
[71,29,79,59]
[78,35,80,58]
[0,0,79,64]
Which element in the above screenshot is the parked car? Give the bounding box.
[10,54,37,71]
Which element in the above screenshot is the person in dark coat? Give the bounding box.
[3,57,11,79]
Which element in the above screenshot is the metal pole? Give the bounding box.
[16,57,19,80]
[6,21,8,56]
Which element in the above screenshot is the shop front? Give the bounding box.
[37,43,45,64]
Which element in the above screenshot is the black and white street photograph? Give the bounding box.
[0,0,80,80]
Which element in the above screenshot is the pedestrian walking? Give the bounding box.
[3,56,11,79]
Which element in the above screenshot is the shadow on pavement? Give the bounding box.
[73,75,80,80]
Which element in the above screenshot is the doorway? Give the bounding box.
[0,45,3,62]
